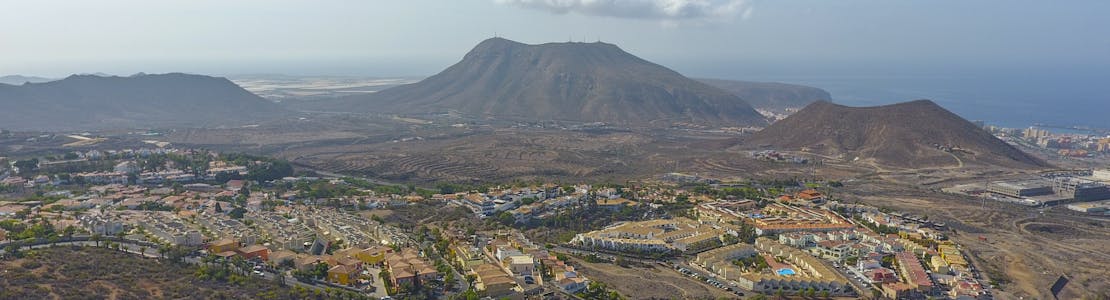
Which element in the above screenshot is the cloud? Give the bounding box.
[495,0,754,21]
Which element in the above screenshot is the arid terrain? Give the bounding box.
[6,111,1107,299]
[0,247,302,299]
[843,177,1109,300]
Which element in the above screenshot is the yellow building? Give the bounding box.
[356,246,390,265]
[930,255,951,274]
[328,264,358,285]
[208,238,239,253]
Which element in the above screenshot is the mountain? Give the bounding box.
[744,100,1049,169]
[0,73,287,131]
[697,79,831,111]
[0,75,54,85]
[307,38,767,126]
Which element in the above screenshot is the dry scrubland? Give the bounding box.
[152,115,1110,298]
[568,257,738,299]
[847,181,1110,300]
[0,247,298,299]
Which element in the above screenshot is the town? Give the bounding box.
[2,145,1080,300]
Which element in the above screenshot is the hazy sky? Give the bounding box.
[2,0,1109,78]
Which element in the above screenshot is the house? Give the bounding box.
[796,189,825,201]
[507,255,535,276]
[208,238,239,253]
[328,264,359,285]
[473,263,519,297]
[882,282,923,300]
[114,161,140,174]
[226,180,245,191]
[558,277,587,293]
[866,268,898,283]
[269,250,298,267]
[294,255,326,272]
[237,244,270,261]
[355,245,391,265]
[385,248,438,288]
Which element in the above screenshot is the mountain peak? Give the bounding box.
[324,38,767,126]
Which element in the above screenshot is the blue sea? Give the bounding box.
[704,65,1110,130]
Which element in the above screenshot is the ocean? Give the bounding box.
[717,66,1110,130]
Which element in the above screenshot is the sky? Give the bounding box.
[3,0,1109,78]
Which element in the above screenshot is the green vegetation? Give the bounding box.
[854,216,899,235]
[0,219,57,241]
[220,153,294,182]
[293,262,331,282]
[13,158,39,174]
[576,281,624,300]
[734,254,770,272]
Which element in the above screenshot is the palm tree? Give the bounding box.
[139,246,147,257]
[231,256,248,275]
[92,233,102,248]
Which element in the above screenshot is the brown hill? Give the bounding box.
[744,100,1049,169]
[308,38,767,126]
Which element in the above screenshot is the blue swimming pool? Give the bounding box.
[776,268,796,276]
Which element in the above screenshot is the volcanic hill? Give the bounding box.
[315,38,767,126]
[0,73,287,131]
[744,100,1048,169]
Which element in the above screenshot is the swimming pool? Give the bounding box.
[776,268,796,276]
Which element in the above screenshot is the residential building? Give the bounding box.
[237,244,271,261]
[208,238,239,254]
[328,264,359,285]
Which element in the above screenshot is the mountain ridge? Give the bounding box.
[697,78,832,111]
[0,73,287,131]
[305,38,768,126]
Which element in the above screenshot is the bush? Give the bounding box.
[20,260,43,270]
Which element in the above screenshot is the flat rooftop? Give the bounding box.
[991,179,1052,190]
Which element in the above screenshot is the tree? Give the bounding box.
[215,202,224,213]
[497,211,515,226]
[92,233,102,248]
[228,207,246,219]
[13,158,39,174]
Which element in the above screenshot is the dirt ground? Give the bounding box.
[568,257,739,300]
[847,183,1110,300]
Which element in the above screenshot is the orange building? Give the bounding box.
[237,245,271,261]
